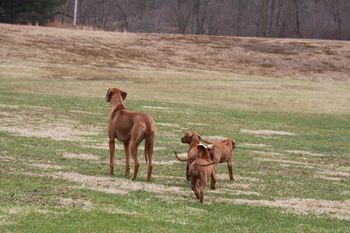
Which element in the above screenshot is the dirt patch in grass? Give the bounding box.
[318,170,350,178]
[0,124,99,141]
[205,136,227,141]
[50,172,186,195]
[240,143,270,148]
[285,150,329,157]
[0,109,101,141]
[218,198,350,220]
[249,150,282,156]
[314,169,350,182]
[86,143,165,151]
[187,122,209,126]
[212,189,261,196]
[256,158,311,166]
[59,197,93,210]
[27,163,63,170]
[69,110,101,115]
[157,122,180,128]
[141,106,174,110]
[63,153,101,161]
[103,207,139,216]
[315,175,344,182]
[0,155,15,161]
[152,160,180,166]
[241,129,296,136]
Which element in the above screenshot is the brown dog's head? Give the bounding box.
[106,87,127,103]
[181,131,201,144]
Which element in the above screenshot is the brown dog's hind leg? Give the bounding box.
[130,144,140,181]
[145,131,154,182]
[108,139,116,176]
[191,177,200,199]
[124,142,130,177]
[130,132,144,181]
[210,170,216,190]
[228,160,234,181]
[199,178,207,203]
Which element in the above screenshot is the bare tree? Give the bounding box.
[231,0,244,35]
[171,0,193,33]
[333,0,342,38]
[192,0,207,34]
[293,0,301,37]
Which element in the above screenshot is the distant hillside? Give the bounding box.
[0,23,349,81]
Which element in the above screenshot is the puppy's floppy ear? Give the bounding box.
[120,90,127,100]
[106,88,112,102]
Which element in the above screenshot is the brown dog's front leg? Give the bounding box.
[109,139,116,176]
[186,164,190,181]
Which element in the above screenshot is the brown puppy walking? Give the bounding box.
[175,144,216,203]
[178,131,203,181]
[106,87,156,181]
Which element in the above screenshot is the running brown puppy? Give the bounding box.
[176,144,216,203]
[106,87,156,181]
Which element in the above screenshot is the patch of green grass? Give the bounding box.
[1,60,350,232]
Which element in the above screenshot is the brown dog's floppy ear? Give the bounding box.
[106,88,112,102]
[231,139,236,150]
[197,144,207,151]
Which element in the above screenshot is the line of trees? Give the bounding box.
[1,0,349,40]
[0,0,65,25]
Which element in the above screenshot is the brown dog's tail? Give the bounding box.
[175,151,189,162]
[144,130,155,163]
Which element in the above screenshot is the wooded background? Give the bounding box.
[1,0,349,40]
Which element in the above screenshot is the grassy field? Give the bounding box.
[0,24,350,232]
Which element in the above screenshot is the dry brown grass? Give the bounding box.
[1,23,350,81]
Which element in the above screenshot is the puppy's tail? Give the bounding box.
[195,161,216,167]
[175,151,189,162]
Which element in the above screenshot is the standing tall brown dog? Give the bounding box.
[106,87,156,181]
